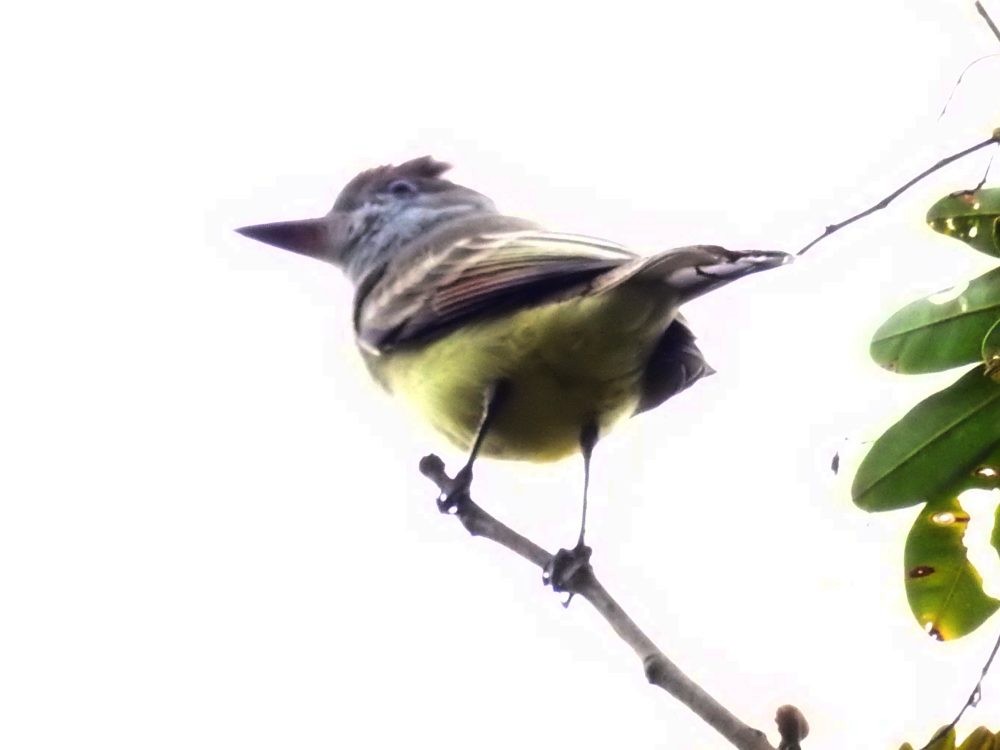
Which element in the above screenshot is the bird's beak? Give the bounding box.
[235,218,332,261]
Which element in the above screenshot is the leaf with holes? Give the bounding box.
[904,496,999,640]
[852,366,1000,511]
[927,187,1000,256]
[870,267,1000,373]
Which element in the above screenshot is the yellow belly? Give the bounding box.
[366,284,676,462]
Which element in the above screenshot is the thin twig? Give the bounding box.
[977,0,1000,43]
[938,54,1000,119]
[419,454,783,750]
[975,148,996,191]
[796,133,1000,256]
[917,629,1000,750]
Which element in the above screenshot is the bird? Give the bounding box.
[236,156,790,585]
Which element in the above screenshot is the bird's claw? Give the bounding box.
[436,465,473,514]
[543,542,593,604]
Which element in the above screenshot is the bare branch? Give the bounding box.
[800,2,1000,258]
[977,1,1000,44]
[940,5,999,124]
[419,454,785,750]
[917,629,1000,750]
[796,132,1000,257]
[938,53,1000,119]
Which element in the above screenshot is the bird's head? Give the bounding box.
[236,157,495,282]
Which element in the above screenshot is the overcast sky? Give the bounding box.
[3,1,1000,748]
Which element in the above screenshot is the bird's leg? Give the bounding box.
[543,420,599,601]
[436,380,510,514]
[574,419,600,548]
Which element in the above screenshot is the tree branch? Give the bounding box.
[976,0,1000,44]
[916,629,1000,750]
[796,131,1000,257]
[419,454,788,750]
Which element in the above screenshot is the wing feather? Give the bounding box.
[357,230,637,351]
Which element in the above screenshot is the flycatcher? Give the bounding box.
[237,156,790,578]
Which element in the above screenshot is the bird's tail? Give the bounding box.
[592,245,792,303]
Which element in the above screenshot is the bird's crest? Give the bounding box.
[333,156,452,210]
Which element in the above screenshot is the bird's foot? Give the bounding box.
[418,455,474,514]
[435,464,473,515]
[543,541,593,606]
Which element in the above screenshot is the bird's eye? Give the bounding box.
[386,179,417,198]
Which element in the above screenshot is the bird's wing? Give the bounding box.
[634,316,715,415]
[590,245,791,303]
[356,230,638,352]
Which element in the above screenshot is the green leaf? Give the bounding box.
[901,728,1000,750]
[931,727,957,750]
[927,187,1000,256]
[993,504,1000,554]
[958,727,998,750]
[984,317,1000,375]
[916,727,956,750]
[852,366,1000,511]
[870,266,1000,373]
[904,496,1000,640]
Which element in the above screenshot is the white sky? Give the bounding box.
[3,1,1000,748]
